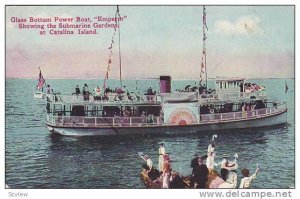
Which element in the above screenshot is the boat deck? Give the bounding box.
[46,103,287,128]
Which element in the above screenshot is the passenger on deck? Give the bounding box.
[242,104,246,118]
[75,85,80,97]
[141,111,146,123]
[83,83,89,101]
[147,86,153,95]
[148,114,154,124]
[158,143,166,172]
[103,90,109,101]
[46,85,51,94]
[251,104,257,116]
[94,86,102,100]
[246,105,251,117]
[239,165,260,188]
[147,86,154,101]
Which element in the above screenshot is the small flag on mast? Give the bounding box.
[37,68,45,89]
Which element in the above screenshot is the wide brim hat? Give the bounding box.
[222,161,238,170]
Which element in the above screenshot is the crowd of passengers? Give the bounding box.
[74,83,157,101]
[72,82,264,102]
[200,101,266,115]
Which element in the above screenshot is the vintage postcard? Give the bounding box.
[4,4,295,198]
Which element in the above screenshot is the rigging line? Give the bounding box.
[102,7,120,89]
[117,6,123,88]
[204,6,208,89]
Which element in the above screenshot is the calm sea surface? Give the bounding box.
[5,78,295,188]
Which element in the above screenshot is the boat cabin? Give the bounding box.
[215,76,245,93]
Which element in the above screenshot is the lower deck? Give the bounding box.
[46,104,287,136]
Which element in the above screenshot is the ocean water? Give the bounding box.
[5,78,294,188]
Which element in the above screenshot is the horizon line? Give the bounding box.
[5,77,295,80]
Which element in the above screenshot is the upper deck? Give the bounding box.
[47,89,267,106]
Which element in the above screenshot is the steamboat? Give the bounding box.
[45,6,287,136]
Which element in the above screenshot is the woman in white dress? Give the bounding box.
[158,143,166,172]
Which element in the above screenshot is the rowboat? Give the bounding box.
[140,168,230,189]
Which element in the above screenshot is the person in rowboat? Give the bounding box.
[141,155,153,172]
[190,153,200,187]
[239,164,260,188]
[194,155,209,188]
[207,135,217,172]
[169,170,186,188]
[162,154,171,188]
[158,143,166,172]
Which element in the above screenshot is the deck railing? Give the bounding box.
[46,103,286,127]
[198,90,266,103]
[46,114,162,127]
[199,103,286,123]
[48,90,266,104]
[47,93,161,103]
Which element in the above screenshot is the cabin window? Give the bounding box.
[220,82,222,89]
[71,105,85,116]
[138,106,161,116]
[103,106,121,117]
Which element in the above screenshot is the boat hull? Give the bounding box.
[46,110,287,136]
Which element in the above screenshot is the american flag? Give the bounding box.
[37,68,45,88]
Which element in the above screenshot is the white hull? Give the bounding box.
[34,92,46,99]
[47,110,287,136]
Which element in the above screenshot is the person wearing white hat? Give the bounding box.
[218,160,238,188]
[215,154,229,168]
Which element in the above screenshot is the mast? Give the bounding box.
[200,5,208,90]
[116,5,122,88]
[103,6,123,89]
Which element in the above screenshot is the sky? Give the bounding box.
[5,5,295,79]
